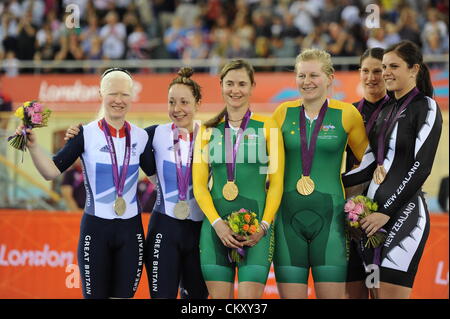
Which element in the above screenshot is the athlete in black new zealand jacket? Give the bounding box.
[343,41,442,297]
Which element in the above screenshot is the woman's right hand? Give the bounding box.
[213,219,243,249]
[15,124,37,149]
[64,124,82,141]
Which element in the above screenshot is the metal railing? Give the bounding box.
[11,54,449,73]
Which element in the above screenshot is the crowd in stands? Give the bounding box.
[0,0,448,74]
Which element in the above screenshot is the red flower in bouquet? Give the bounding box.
[226,208,260,263]
[345,195,386,248]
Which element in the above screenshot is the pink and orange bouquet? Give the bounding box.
[8,100,51,151]
[345,195,386,248]
[226,208,260,263]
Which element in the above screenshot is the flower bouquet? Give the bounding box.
[226,208,260,263]
[345,195,387,267]
[7,100,51,151]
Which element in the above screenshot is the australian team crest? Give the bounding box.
[321,124,336,132]
[320,123,337,139]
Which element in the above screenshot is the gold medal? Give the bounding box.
[174,201,190,219]
[373,165,387,185]
[114,197,126,216]
[223,181,239,201]
[296,175,315,196]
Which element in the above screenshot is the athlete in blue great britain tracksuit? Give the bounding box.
[17,68,155,298]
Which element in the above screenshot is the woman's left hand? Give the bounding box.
[360,212,390,237]
[241,229,265,247]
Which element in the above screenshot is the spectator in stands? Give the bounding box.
[396,6,422,47]
[0,10,19,58]
[273,0,291,17]
[209,13,231,53]
[21,0,45,28]
[421,6,448,68]
[302,24,328,51]
[280,13,303,49]
[271,35,298,65]
[61,159,86,212]
[44,9,62,45]
[99,10,126,60]
[254,36,271,60]
[182,30,209,71]
[340,0,361,29]
[326,22,352,56]
[4,0,23,20]
[434,0,449,23]
[251,11,271,39]
[256,0,276,20]
[127,23,151,60]
[112,0,133,20]
[384,22,401,47]
[226,36,252,59]
[152,0,176,33]
[16,11,36,63]
[232,11,254,53]
[289,0,321,36]
[367,27,391,49]
[174,0,201,29]
[2,50,19,77]
[422,29,449,69]
[80,14,100,57]
[54,32,84,73]
[163,15,188,59]
[36,22,51,48]
[204,0,222,30]
[92,0,115,20]
[422,7,448,41]
[270,15,284,39]
[321,0,343,24]
[34,25,58,73]
[85,35,102,67]
[189,15,211,52]
[123,10,139,36]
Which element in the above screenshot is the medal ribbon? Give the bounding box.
[100,118,131,199]
[376,88,419,165]
[357,95,390,135]
[173,124,199,201]
[224,109,252,182]
[299,100,328,177]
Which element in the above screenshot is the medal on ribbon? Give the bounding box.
[373,164,387,185]
[100,118,131,216]
[373,88,419,184]
[222,109,252,201]
[114,196,126,216]
[222,181,239,201]
[297,100,328,196]
[174,200,190,219]
[172,124,198,219]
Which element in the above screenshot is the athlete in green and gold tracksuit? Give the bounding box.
[273,98,368,283]
[192,59,284,299]
[272,49,368,299]
[194,114,284,282]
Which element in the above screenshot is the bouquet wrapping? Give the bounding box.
[226,208,260,263]
[7,100,51,151]
[345,195,387,266]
